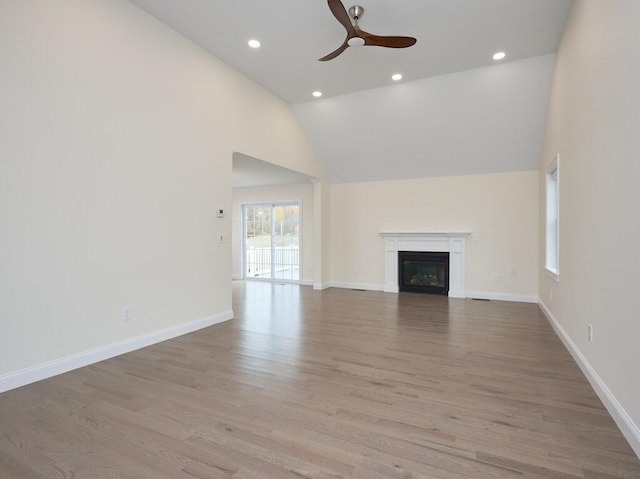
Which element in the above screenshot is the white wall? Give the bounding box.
[0,0,325,387]
[330,171,538,300]
[232,183,315,284]
[538,0,640,456]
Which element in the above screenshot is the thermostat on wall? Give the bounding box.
[216,208,225,218]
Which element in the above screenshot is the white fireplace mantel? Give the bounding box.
[380,232,470,297]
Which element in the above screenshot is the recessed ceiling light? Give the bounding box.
[248,39,261,49]
[493,51,506,60]
[391,73,403,81]
[312,91,322,98]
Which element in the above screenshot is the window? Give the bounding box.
[545,154,559,280]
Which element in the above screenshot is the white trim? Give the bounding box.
[379,232,471,238]
[380,232,470,297]
[313,282,332,290]
[232,274,242,280]
[300,279,314,286]
[0,310,233,394]
[539,300,640,458]
[544,267,560,282]
[448,289,466,299]
[325,285,537,303]
[328,282,385,292]
[545,154,560,277]
[466,291,539,303]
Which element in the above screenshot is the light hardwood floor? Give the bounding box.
[1,282,639,478]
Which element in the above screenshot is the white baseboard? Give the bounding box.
[539,300,640,458]
[326,284,537,302]
[300,279,314,286]
[329,281,385,291]
[0,310,233,394]
[313,282,331,290]
[231,274,242,280]
[466,291,538,303]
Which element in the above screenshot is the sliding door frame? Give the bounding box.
[241,200,302,283]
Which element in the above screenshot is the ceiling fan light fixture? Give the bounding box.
[392,73,403,81]
[312,91,323,98]
[248,39,261,49]
[347,36,365,47]
[493,51,506,60]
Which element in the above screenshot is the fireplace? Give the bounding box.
[380,232,469,297]
[398,251,450,295]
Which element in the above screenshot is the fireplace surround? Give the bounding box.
[380,232,470,298]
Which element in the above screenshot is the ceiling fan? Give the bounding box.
[319,0,417,62]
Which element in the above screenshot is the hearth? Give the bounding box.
[398,251,450,295]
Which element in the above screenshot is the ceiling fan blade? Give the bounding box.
[319,2,416,61]
[319,41,349,62]
[360,31,417,48]
[327,0,355,35]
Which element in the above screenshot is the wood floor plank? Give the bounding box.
[1,282,639,478]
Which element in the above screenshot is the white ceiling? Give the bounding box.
[294,54,556,183]
[127,0,573,184]
[232,153,316,188]
[128,0,573,104]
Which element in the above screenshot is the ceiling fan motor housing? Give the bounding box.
[349,5,364,20]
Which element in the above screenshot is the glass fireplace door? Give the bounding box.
[398,251,450,295]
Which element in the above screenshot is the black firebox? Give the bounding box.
[398,251,450,295]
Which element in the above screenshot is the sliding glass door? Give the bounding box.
[243,202,300,282]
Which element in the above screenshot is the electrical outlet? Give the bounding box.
[490,274,503,283]
[122,306,132,322]
[218,234,226,243]
[588,324,593,342]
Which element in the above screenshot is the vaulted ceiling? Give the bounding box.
[128,0,573,183]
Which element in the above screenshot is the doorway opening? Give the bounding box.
[243,202,301,282]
